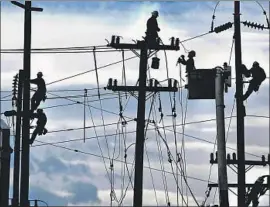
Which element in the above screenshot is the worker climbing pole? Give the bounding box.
[240,61,266,101]
[29,109,48,145]
[30,72,47,113]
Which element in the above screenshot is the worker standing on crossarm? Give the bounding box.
[29,109,48,145]
[241,61,266,101]
[30,72,47,112]
[177,50,196,73]
[145,11,160,45]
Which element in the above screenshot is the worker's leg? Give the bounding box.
[32,94,43,112]
[242,82,256,101]
[31,92,38,112]
[29,128,38,144]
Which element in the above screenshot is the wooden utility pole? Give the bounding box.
[234,1,246,206]
[10,2,43,206]
[107,37,179,207]
[12,70,24,207]
[20,2,32,206]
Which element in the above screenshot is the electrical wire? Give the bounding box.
[45,55,137,86]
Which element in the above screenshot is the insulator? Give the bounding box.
[173,80,178,88]
[242,20,265,30]
[168,79,172,88]
[4,110,16,117]
[262,155,266,162]
[170,37,175,46]
[108,78,113,87]
[156,38,160,45]
[227,154,231,161]
[149,79,153,87]
[210,153,214,162]
[175,38,179,47]
[214,22,233,33]
[113,79,117,86]
[233,153,236,160]
[116,36,120,44]
[111,36,115,44]
[151,57,160,69]
[154,80,159,87]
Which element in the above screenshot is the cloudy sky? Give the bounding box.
[1,1,269,206]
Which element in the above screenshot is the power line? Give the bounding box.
[32,139,217,185]
[45,55,138,86]
[0,49,131,54]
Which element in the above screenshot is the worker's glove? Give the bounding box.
[43,128,48,135]
[42,95,47,102]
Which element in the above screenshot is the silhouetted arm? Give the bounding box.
[30,78,39,85]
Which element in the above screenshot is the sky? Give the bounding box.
[0,1,270,206]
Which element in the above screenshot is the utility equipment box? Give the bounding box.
[185,69,217,99]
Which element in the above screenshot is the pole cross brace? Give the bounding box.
[208,183,268,188]
[106,85,178,92]
[210,153,269,166]
[107,38,180,51]
[11,1,43,11]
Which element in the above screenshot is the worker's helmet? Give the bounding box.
[189,50,196,57]
[253,61,259,67]
[37,109,43,113]
[152,11,159,17]
[37,72,43,77]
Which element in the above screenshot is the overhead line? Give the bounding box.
[32,139,216,185]
[45,55,138,86]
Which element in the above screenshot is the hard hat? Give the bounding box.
[189,50,196,57]
[37,109,43,113]
[253,61,259,67]
[152,11,159,16]
[37,72,43,76]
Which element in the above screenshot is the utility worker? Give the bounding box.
[30,72,47,112]
[177,50,196,73]
[241,61,266,101]
[145,11,160,45]
[245,176,268,207]
[29,108,48,145]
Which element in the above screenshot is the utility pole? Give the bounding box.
[106,36,179,207]
[20,2,32,206]
[234,1,246,206]
[12,70,24,207]
[215,67,229,207]
[10,2,43,206]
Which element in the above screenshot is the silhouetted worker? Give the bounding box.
[241,61,266,101]
[245,176,268,207]
[29,109,47,145]
[177,50,196,73]
[30,72,47,112]
[146,11,160,45]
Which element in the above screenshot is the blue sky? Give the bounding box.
[1,1,269,206]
